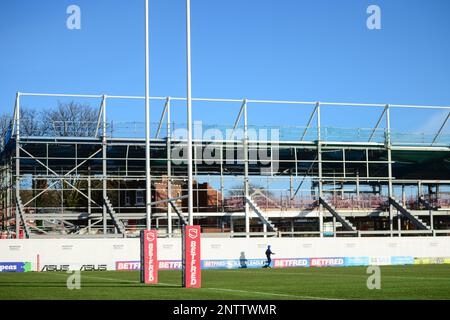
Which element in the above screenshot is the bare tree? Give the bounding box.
[42,101,98,137]
[2,102,99,139]
[0,113,12,150]
[0,114,11,138]
[1,109,44,150]
[20,108,42,136]
[0,108,44,140]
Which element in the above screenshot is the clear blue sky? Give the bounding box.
[0,0,449,134]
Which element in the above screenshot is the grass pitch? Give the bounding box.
[0,265,449,300]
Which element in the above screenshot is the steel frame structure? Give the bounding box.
[0,92,449,238]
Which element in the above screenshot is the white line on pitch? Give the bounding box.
[49,272,341,299]
[50,272,179,286]
[206,287,343,300]
[213,270,450,281]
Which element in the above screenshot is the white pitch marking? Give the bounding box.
[50,273,340,299]
[213,269,450,281]
[207,287,343,300]
[50,272,179,286]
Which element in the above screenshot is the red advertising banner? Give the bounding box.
[140,230,158,284]
[183,225,201,288]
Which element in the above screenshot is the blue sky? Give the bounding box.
[0,0,449,134]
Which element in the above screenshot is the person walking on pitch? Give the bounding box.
[264,245,275,268]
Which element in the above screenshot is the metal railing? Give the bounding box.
[223,194,392,212]
[6,92,449,147]
[15,120,450,146]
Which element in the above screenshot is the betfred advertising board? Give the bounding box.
[183,225,201,288]
[273,258,309,268]
[117,260,181,271]
[140,230,158,284]
[310,257,345,267]
[116,261,140,271]
[159,260,182,270]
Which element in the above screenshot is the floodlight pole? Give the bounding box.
[145,0,152,230]
[186,0,194,226]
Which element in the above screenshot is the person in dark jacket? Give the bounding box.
[264,245,275,268]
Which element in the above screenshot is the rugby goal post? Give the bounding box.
[140,230,158,284]
[182,225,201,288]
[139,226,202,288]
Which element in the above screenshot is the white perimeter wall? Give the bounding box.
[1,237,449,271]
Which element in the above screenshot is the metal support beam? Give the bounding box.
[301,102,319,141]
[386,105,394,236]
[155,97,169,139]
[94,99,104,139]
[88,169,91,234]
[368,105,387,142]
[342,149,346,178]
[220,145,224,212]
[317,103,323,237]
[15,92,20,237]
[166,97,172,237]
[78,219,103,234]
[102,95,107,234]
[430,209,434,231]
[289,175,294,201]
[23,148,102,207]
[333,217,336,238]
[243,99,250,237]
[432,112,450,145]
[6,162,11,231]
[228,99,247,140]
[11,96,17,139]
[291,155,317,200]
[356,172,360,196]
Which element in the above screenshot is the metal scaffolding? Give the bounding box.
[0,92,449,239]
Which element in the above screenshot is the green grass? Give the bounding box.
[0,265,449,300]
